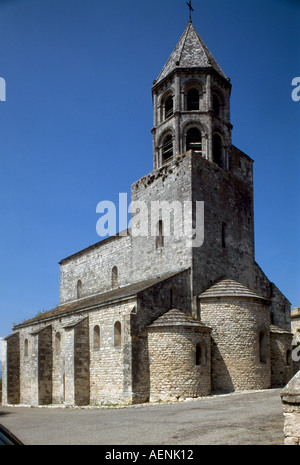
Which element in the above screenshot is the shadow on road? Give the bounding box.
[0,410,13,417]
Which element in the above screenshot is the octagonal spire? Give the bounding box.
[155,21,227,85]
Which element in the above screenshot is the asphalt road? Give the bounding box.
[0,388,284,446]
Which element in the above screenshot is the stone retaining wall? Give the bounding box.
[281,370,300,445]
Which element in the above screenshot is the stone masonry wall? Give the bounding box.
[89,300,135,405]
[191,150,255,299]
[74,317,90,406]
[282,402,300,445]
[59,153,194,306]
[291,309,300,341]
[3,298,136,407]
[59,234,133,304]
[270,330,294,387]
[254,263,291,332]
[130,153,193,282]
[3,333,20,405]
[291,309,300,374]
[281,370,300,445]
[58,148,290,338]
[199,297,271,391]
[38,325,53,405]
[130,270,191,403]
[147,326,211,402]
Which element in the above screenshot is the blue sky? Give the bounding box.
[0,0,299,338]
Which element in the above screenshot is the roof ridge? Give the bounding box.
[13,271,187,329]
[177,20,192,65]
[147,308,211,328]
[199,278,268,301]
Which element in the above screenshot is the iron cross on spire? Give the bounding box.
[186,0,194,21]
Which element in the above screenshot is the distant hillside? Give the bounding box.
[0,361,2,379]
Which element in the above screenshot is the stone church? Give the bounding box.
[2,20,294,407]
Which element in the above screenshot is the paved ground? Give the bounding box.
[0,388,284,445]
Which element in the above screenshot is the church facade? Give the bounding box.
[2,21,294,407]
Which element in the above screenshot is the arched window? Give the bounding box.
[187,88,199,110]
[93,325,100,350]
[77,279,82,299]
[286,349,292,367]
[169,288,173,308]
[222,222,227,248]
[212,133,223,167]
[259,330,267,364]
[114,321,121,347]
[112,266,118,288]
[24,339,29,357]
[213,94,221,116]
[156,220,164,249]
[162,134,173,163]
[164,95,173,119]
[196,342,206,366]
[186,127,202,153]
[55,332,61,354]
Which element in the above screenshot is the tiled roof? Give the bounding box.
[147,308,210,329]
[14,271,184,329]
[270,324,292,335]
[155,20,227,84]
[199,278,268,301]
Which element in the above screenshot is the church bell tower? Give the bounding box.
[151,20,233,171]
